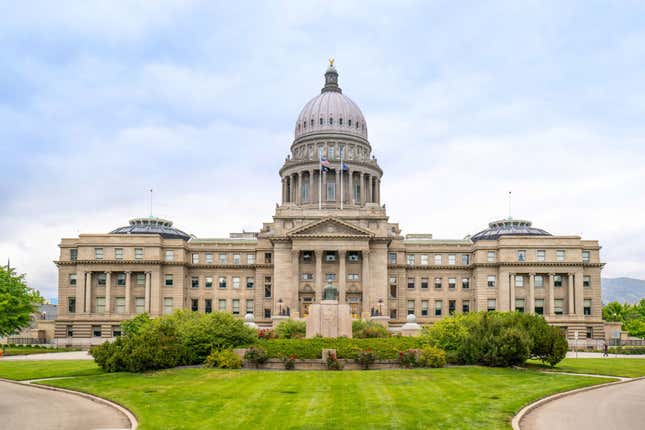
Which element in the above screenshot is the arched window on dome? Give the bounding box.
[311,119,314,127]
[303,120,306,129]
[356,121,360,129]
[320,118,323,125]
[339,118,343,126]
[328,117,333,125]
[348,119,352,127]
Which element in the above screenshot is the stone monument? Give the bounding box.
[306,283,352,338]
[399,313,422,337]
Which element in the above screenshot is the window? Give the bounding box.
[584,299,592,315]
[67,325,74,337]
[487,251,496,262]
[448,300,456,315]
[554,299,564,315]
[407,255,415,265]
[232,299,240,315]
[135,297,145,314]
[92,325,102,337]
[515,275,524,287]
[95,248,104,260]
[421,277,429,289]
[192,253,199,264]
[407,300,415,315]
[219,276,227,288]
[462,300,470,314]
[248,254,255,264]
[135,248,144,260]
[246,300,254,315]
[191,277,199,288]
[205,253,213,264]
[134,273,144,285]
[536,250,546,261]
[219,253,227,264]
[348,273,360,281]
[407,277,415,289]
[70,249,78,261]
[205,276,213,288]
[113,326,122,337]
[264,308,271,318]
[515,299,525,313]
[115,248,124,260]
[117,273,125,286]
[329,146,335,158]
[448,278,456,290]
[265,252,272,263]
[302,252,313,263]
[165,250,174,261]
[205,299,212,314]
[98,273,106,286]
[327,180,336,201]
[165,274,173,286]
[434,255,442,265]
[586,326,593,338]
[462,278,470,289]
[434,277,442,289]
[302,181,309,202]
[421,300,429,316]
[247,277,254,289]
[115,297,125,314]
[390,308,397,319]
[389,284,397,298]
[435,300,442,316]
[582,250,590,263]
[583,276,591,288]
[264,276,272,298]
[556,250,565,261]
[461,254,470,265]
[517,250,526,262]
[191,298,199,312]
[487,275,496,288]
[353,181,361,203]
[448,254,456,265]
[348,252,360,262]
[302,273,314,281]
[388,253,397,264]
[69,274,77,286]
[535,299,544,315]
[325,273,336,282]
[487,299,496,312]
[419,255,428,265]
[164,298,173,315]
[96,297,106,314]
[554,275,562,287]
[325,251,336,262]
[232,276,241,289]
[535,275,544,288]
[219,299,227,312]
[233,254,241,264]
[389,276,397,285]
[68,297,76,313]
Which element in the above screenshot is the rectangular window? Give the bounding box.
[116,273,125,286]
[586,326,593,339]
[487,251,496,262]
[461,254,470,265]
[388,252,397,264]
[246,300,254,315]
[205,253,213,264]
[556,250,565,261]
[69,274,77,286]
[390,308,397,319]
[487,299,496,312]
[115,297,125,314]
[462,300,470,314]
[135,273,144,285]
[535,275,544,288]
[265,252,272,263]
[421,277,429,289]
[232,276,241,289]
[421,300,429,317]
[325,273,336,282]
[219,277,227,288]
[448,278,456,290]
[205,277,213,288]
[95,248,104,260]
[264,308,271,318]
[434,277,442,289]
[554,275,562,287]
[247,277,254,289]
[192,253,199,264]
[164,298,173,315]
[205,299,213,314]
[515,275,524,287]
[407,255,415,265]
[191,277,199,288]
[329,146,335,160]
[302,273,314,281]
[264,276,272,298]
[389,284,397,298]
[115,248,124,260]
[97,273,106,286]
[248,254,255,264]
[535,299,544,315]
[434,255,442,265]
[92,325,101,337]
[407,300,415,315]
[448,254,456,265]
[219,299,227,311]
[135,248,144,260]
[232,299,240,315]
[302,181,309,202]
[515,299,525,313]
[554,299,564,315]
[113,326,122,337]
[233,254,241,264]
[348,273,360,281]
[191,298,199,312]
[584,299,592,316]
[487,275,496,288]
[96,297,106,314]
[348,252,360,262]
[448,300,456,315]
[67,325,74,337]
[165,250,174,261]
[70,249,78,261]
[420,254,429,265]
[583,276,591,288]
[327,180,336,201]
[407,277,415,289]
[219,253,227,264]
[165,274,173,286]
[517,250,526,262]
[435,300,442,316]
[135,297,145,314]
[536,250,546,261]
[68,297,76,313]
[325,251,337,262]
[582,251,590,263]
[462,278,470,289]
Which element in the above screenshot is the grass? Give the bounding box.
[2,346,80,356]
[39,366,608,430]
[0,360,103,380]
[527,358,645,378]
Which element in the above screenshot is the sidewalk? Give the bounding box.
[565,351,645,358]
[1,351,93,360]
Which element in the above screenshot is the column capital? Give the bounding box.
[104,270,112,274]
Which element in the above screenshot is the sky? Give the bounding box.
[1,0,645,301]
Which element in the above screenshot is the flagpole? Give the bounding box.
[340,151,343,210]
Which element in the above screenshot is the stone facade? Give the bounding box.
[54,63,605,343]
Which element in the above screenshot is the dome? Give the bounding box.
[471,219,551,242]
[110,217,191,241]
[294,63,367,140]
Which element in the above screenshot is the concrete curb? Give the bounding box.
[511,375,645,430]
[0,377,138,430]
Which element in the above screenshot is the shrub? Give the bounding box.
[326,351,343,370]
[356,349,377,369]
[352,320,390,338]
[532,325,568,367]
[418,346,447,368]
[244,345,269,368]
[284,354,297,370]
[399,349,419,368]
[275,320,306,339]
[258,329,275,339]
[204,349,242,369]
[609,346,645,355]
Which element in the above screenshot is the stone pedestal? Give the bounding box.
[306,300,352,338]
[400,314,422,337]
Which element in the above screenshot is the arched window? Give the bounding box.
[356,121,360,129]
[348,119,352,127]
[339,118,343,126]
[320,118,323,125]
[311,119,314,127]
[303,121,306,129]
[329,117,333,125]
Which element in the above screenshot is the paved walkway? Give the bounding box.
[1,351,93,360]
[0,380,131,430]
[521,378,645,430]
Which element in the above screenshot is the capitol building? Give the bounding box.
[54,62,604,343]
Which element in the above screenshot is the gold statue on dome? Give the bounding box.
[329,57,335,66]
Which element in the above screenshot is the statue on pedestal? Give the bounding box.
[322,282,338,301]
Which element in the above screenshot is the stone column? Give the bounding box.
[509,273,515,311]
[124,271,131,314]
[281,177,286,203]
[568,273,575,315]
[548,273,555,316]
[375,178,380,205]
[75,271,85,315]
[296,172,302,205]
[309,169,314,204]
[322,170,328,203]
[314,250,323,300]
[292,249,300,313]
[528,273,535,315]
[360,173,366,205]
[84,272,92,313]
[338,250,347,303]
[348,170,354,205]
[575,270,584,315]
[335,169,341,205]
[367,174,372,203]
[105,271,111,315]
[362,249,370,315]
[145,271,151,313]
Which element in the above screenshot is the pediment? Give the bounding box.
[288,217,374,238]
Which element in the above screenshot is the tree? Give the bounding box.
[0,266,44,337]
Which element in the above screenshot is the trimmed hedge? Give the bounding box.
[609,346,645,355]
[257,337,430,360]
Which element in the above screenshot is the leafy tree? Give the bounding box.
[602,301,645,339]
[0,266,43,337]
[602,302,626,322]
[275,319,307,339]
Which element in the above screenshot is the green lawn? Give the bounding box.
[527,358,645,378]
[39,366,607,430]
[0,360,103,380]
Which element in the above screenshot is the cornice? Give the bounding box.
[54,259,274,270]
[387,262,604,270]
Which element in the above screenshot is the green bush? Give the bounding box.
[356,349,377,369]
[352,320,390,338]
[532,325,568,367]
[326,351,344,370]
[283,354,297,370]
[418,346,447,368]
[609,346,645,355]
[244,345,269,368]
[204,349,242,369]
[398,349,419,368]
[274,320,306,339]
